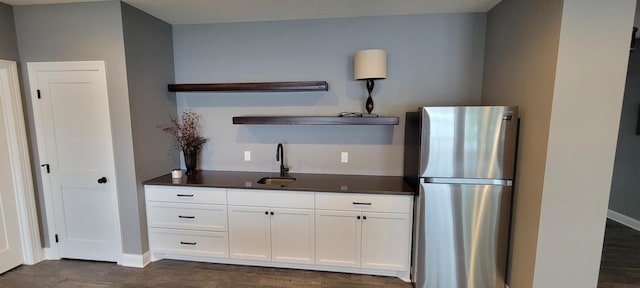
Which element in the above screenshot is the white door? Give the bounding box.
[0,60,24,273]
[361,212,412,271]
[28,61,121,262]
[228,205,271,261]
[270,208,314,264]
[315,210,361,267]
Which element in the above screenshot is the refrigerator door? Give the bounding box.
[414,182,511,288]
[419,106,518,180]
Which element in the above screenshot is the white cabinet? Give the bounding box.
[316,210,361,267]
[144,185,413,281]
[360,212,412,270]
[227,189,315,264]
[228,205,271,261]
[145,185,229,259]
[315,193,413,272]
[270,207,315,264]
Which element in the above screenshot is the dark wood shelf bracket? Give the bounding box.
[168,81,329,92]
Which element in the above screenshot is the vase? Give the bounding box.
[183,149,198,176]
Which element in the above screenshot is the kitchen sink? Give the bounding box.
[257,177,296,186]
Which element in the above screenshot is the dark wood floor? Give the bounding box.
[0,258,412,288]
[598,219,640,288]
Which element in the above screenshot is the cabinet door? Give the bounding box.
[271,208,315,264]
[228,205,271,261]
[315,210,361,267]
[361,212,412,271]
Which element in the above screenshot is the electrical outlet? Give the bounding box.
[244,151,251,161]
[341,152,349,163]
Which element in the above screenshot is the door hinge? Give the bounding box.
[55,234,59,243]
[37,89,41,99]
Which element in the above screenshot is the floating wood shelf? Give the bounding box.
[168,81,329,92]
[232,116,399,125]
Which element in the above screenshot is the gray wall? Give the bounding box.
[482,0,563,286]
[609,3,640,223]
[609,46,640,220]
[0,2,19,61]
[121,2,176,252]
[13,0,143,254]
[173,14,486,176]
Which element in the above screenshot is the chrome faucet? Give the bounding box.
[276,143,289,177]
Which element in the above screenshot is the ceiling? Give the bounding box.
[4,0,503,25]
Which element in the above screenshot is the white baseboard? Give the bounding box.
[142,251,151,267]
[607,209,640,232]
[40,248,152,268]
[118,251,151,268]
[43,247,60,260]
[20,249,46,265]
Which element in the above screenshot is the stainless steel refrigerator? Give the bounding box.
[404,106,518,288]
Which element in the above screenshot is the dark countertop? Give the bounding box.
[143,170,416,196]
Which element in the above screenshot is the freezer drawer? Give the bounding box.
[414,182,511,288]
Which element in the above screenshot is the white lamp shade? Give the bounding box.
[354,49,387,80]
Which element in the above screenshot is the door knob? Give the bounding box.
[97,177,108,184]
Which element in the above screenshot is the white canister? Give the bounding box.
[171,169,183,178]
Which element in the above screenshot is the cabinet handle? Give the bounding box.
[357,216,361,219]
[177,194,194,197]
[352,202,372,205]
[178,215,195,219]
[180,241,197,245]
[270,212,274,215]
[363,215,367,220]
[265,211,269,215]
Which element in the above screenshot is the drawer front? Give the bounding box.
[150,228,229,258]
[227,189,314,208]
[147,203,227,231]
[315,193,412,213]
[145,185,226,204]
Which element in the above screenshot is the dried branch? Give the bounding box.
[160,109,207,152]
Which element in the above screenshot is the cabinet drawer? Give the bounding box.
[147,203,227,231]
[145,185,226,204]
[315,193,412,213]
[150,228,229,258]
[228,189,314,208]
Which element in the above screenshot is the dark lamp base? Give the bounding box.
[365,79,375,114]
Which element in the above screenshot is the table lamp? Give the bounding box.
[354,49,387,116]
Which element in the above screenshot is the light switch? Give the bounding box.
[341,152,349,163]
[244,151,251,161]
